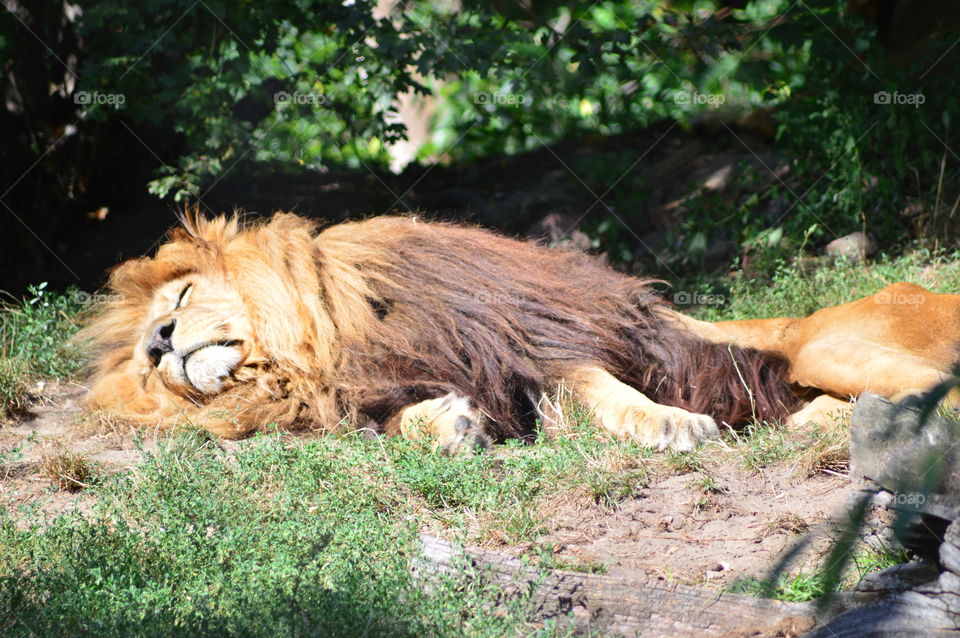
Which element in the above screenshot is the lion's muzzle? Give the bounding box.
[141,313,247,397]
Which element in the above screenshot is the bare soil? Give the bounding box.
[0,383,137,521]
[528,446,851,590]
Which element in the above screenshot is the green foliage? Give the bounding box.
[0,357,29,420]
[0,283,84,417]
[5,1,960,272]
[0,283,84,379]
[549,0,960,264]
[677,0,960,254]
[1,1,804,199]
[426,1,783,161]
[770,2,960,247]
[76,0,420,199]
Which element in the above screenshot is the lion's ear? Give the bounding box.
[107,258,158,297]
[168,225,211,250]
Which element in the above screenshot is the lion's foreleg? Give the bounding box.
[564,366,720,452]
[398,393,492,454]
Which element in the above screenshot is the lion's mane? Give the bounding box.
[82,213,796,438]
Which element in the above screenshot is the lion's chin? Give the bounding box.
[158,344,246,397]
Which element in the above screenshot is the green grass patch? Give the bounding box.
[0,428,653,636]
[584,465,649,510]
[729,572,831,603]
[0,283,85,417]
[535,545,608,575]
[389,430,651,542]
[664,449,705,474]
[852,544,912,577]
[691,474,725,495]
[1,283,85,378]
[728,421,800,472]
[0,357,30,421]
[689,250,960,321]
[730,543,913,604]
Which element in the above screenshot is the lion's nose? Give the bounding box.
[146,319,176,366]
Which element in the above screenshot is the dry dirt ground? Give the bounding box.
[1,381,877,597]
[465,423,868,593]
[526,455,850,589]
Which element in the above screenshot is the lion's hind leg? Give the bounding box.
[786,394,854,428]
[398,393,493,454]
[565,366,720,452]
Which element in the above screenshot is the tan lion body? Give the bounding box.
[81,213,958,451]
[673,282,960,414]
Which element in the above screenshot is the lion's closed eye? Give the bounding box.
[175,283,193,309]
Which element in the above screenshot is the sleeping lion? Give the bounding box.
[80,213,960,452]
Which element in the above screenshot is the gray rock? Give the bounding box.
[850,394,960,496]
[825,231,877,263]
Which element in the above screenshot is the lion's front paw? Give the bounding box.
[604,404,720,452]
[399,394,492,455]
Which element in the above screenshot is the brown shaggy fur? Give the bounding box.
[81,213,797,439]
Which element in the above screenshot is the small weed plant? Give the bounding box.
[0,284,85,416]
